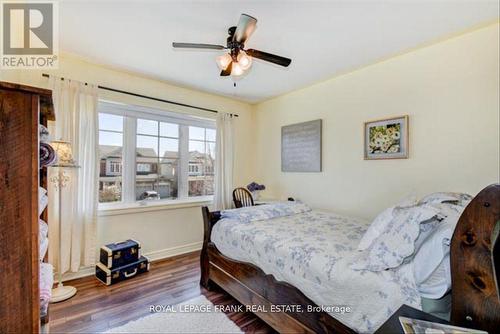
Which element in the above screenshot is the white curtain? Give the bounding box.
[213,113,235,210]
[48,77,99,274]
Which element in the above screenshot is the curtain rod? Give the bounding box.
[41,73,238,117]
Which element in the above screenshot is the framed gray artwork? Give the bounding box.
[281,119,322,172]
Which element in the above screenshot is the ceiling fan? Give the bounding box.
[172,14,292,77]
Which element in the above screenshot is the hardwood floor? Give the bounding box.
[49,251,275,333]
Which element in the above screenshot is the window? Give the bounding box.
[137,163,151,173]
[98,113,124,203]
[188,126,216,197]
[136,118,179,201]
[98,102,216,205]
[110,161,121,173]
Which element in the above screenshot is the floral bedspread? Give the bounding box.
[211,210,421,333]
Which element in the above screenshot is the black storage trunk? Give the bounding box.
[95,255,150,286]
[100,239,141,269]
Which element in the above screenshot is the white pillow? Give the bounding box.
[352,205,438,272]
[419,192,472,205]
[416,255,451,299]
[220,201,311,223]
[413,223,452,283]
[357,196,417,251]
[412,203,465,298]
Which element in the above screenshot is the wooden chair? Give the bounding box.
[232,187,254,208]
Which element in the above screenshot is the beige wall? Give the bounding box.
[0,54,256,278]
[254,24,500,219]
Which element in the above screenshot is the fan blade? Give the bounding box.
[246,49,291,67]
[220,61,233,76]
[233,14,257,43]
[172,42,225,50]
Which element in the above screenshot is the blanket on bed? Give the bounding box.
[211,210,421,333]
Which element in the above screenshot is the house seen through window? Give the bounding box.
[99,113,124,203]
[188,126,216,197]
[98,102,216,204]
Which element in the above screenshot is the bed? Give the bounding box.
[200,184,500,333]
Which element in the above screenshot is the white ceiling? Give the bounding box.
[60,0,499,103]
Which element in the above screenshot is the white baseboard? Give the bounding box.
[61,241,203,282]
[144,241,203,262]
[62,266,95,282]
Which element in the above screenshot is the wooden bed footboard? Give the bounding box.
[201,184,500,333]
[200,206,220,289]
[450,184,500,333]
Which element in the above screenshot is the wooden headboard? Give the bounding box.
[450,183,500,333]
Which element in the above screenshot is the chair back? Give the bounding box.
[232,187,254,208]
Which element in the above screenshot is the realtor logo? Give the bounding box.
[1,0,58,68]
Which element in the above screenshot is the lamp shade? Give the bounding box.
[216,53,232,70]
[237,51,252,70]
[231,62,244,76]
[51,141,75,166]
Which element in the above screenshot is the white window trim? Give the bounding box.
[98,196,213,216]
[99,101,216,128]
[98,101,215,212]
[122,115,137,203]
[178,124,189,200]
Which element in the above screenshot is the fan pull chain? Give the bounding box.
[232,80,238,98]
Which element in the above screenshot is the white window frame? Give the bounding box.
[98,101,216,212]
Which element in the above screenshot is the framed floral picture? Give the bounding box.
[364,115,408,160]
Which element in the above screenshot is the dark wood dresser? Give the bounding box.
[0,81,54,333]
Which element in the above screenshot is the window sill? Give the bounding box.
[98,196,213,217]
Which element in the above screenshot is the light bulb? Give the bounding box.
[231,62,244,76]
[237,51,252,70]
[216,53,232,70]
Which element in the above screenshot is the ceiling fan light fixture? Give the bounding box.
[237,51,252,70]
[174,14,291,78]
[216,53,232,70]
